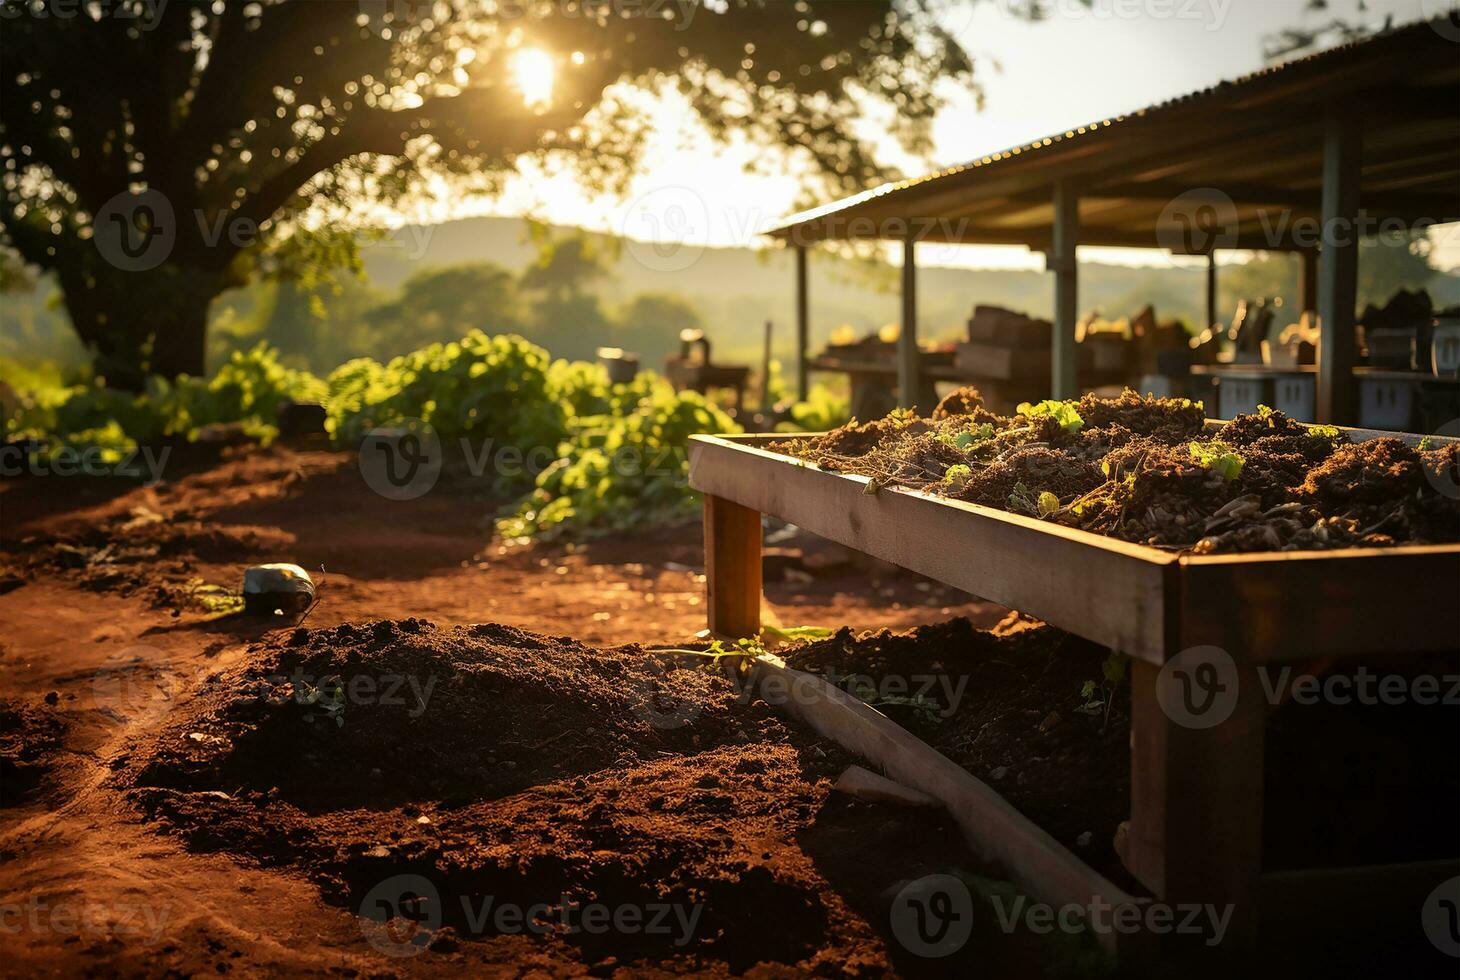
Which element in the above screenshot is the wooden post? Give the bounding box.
[1299,249,1318,315]
[1051,181,1079,400]
[899,233,919,411]
[1206,252,1219,333]
[795,245,810,402]
[703,494,761,639]
[1317,106,1361,424]
[760,320,774,411]
[1125,634,1267,953]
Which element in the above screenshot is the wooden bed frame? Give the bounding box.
[688,428,1459,957]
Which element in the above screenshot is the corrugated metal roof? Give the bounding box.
[769,14,1459,239]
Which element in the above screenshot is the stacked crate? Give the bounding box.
[954,306,1056,412]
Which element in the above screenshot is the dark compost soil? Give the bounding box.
[782,618,1460,886]
[116,618,1049,975]
[0,697,67,806]
[770,389,1460,554]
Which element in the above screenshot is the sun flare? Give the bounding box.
[510,48,556,107]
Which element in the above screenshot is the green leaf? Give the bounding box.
[1188,440,1245,481]
[1017,399,1085,433]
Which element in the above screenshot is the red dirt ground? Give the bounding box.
[0,447,1023,976]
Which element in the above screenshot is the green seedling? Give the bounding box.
[1188,440,1245,481]
[1017,399,1085,433]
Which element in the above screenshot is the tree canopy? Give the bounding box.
[0,0,977,387]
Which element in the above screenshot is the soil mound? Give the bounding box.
[120,621,902,971]
[128,619,786,812]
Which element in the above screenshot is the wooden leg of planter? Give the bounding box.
[1125,655,1266,953]
[704,494,761,639]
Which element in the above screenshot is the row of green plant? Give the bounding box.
[2,333,748,539]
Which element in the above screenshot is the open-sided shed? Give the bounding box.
[770,15,1460,424]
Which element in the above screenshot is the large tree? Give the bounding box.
[1,0,976,388]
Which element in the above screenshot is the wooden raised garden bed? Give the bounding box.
[688,426,1460,960]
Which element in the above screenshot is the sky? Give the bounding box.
[406,0,1458,271]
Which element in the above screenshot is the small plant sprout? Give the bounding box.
[1188,440,1245,481]
[1305,423,1345,447]
[1007,482,1063,519]
[1016,399,1085,433]
[1076,652,1128,731]
[944,464,973,492]
[954,423,995,450]
[1418,435,1435,451]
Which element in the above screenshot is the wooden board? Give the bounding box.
[954,341,1051,380]
[689,434,1176,663]
[750,655,1146,955]
[689,431,1460,665]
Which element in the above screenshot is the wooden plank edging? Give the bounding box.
[749,655,1146,955]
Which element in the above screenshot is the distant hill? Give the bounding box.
[357,216,1460,366]
[6,214,1458,374]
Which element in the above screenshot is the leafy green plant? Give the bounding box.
[1017,399,1085,433]
[495,373,738,540]
[944,463,973,492]
[1076,652,1128,731]
[1188,440,1245,481]
[328,331,567,454]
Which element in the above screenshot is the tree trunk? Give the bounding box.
[61,265,222,391]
